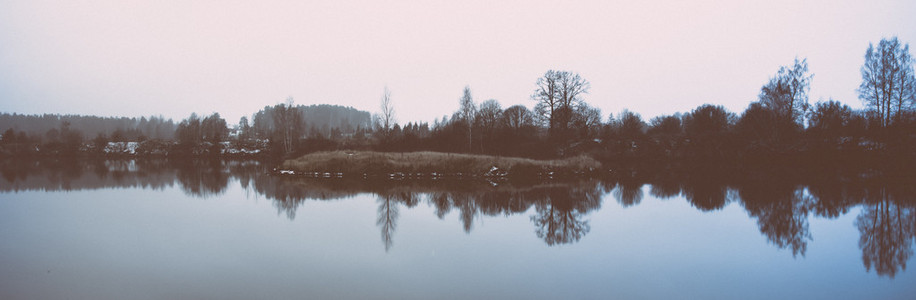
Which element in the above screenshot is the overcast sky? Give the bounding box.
[2,0,914,125]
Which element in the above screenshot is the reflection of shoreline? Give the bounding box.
[0,158,262,197]
[3,158,915,278]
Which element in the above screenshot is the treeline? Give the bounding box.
[2,37,914,164]
[256,37,916,168]
[0,103,371,157]
[0,114,177,156]
[357,37,916,169]
[0,113,177,140]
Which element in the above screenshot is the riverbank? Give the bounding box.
[278,151,602,179]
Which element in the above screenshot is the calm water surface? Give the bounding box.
[1,159,914,299]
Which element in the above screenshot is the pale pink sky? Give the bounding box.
[2,0,914,125]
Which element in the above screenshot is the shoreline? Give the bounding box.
[277,151,603,179]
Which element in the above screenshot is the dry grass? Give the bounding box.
[280,151,601,177]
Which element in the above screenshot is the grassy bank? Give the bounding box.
[279,151,602,179]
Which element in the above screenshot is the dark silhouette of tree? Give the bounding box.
[858,37,916,127]
[532,70,590,138]
[553,72,591,141]
[616,110,646,142]
[760,57,812,125]
[683,104,733,158]
[237,116,252,147]
[201,113,228,144]
[808,100,856,150]
[605,110,647,159]
[572,103,602,141]
[557,71,590,110]
[809,100,853,134]
[176,113,201,148]
[532,70,561,129]
[502,105,535,134]
[498,104,538,157]
[735,103,781,152]
[174,113,227,154]
[38,121,84,156]
[272,97,303,155]
[734,58,813,154]
[475,99,502,153]
[251,103,370,152]
[647,114,684,158]
[0,129,32,155]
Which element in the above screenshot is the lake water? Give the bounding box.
[1,159,914,299]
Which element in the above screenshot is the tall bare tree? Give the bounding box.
[272,97,302,154]
[458,86,476,152]
[475,99,502,152]
[379,86,395,133]
[557,71,591,109]
[858,37,916,127]
[532,70,561,127]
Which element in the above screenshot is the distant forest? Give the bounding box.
[0,114,177,140]
[1,37,915,169]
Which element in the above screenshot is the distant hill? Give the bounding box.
[250,104,372,138]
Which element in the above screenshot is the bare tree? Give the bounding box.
[379,86,395,133]
[475,99,502,152]
[532,70,591,133]
[759,57,812,125]
[272,97,302,154]
[502,104,534,134]
[573,103,602,139]
[858,37,916,127]
[458,86,476,152]
[532,70,561,127]
[557,71,591,109]
[476,99,503,130]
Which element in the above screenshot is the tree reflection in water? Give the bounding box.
[682,179,733,212]
[855,185,916,278]
[738,182,813,257]
[2,158,916,277]
[377,193,399,252]
[530,184,603,246]
[174,159,229,197]
[613,179,644,207]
